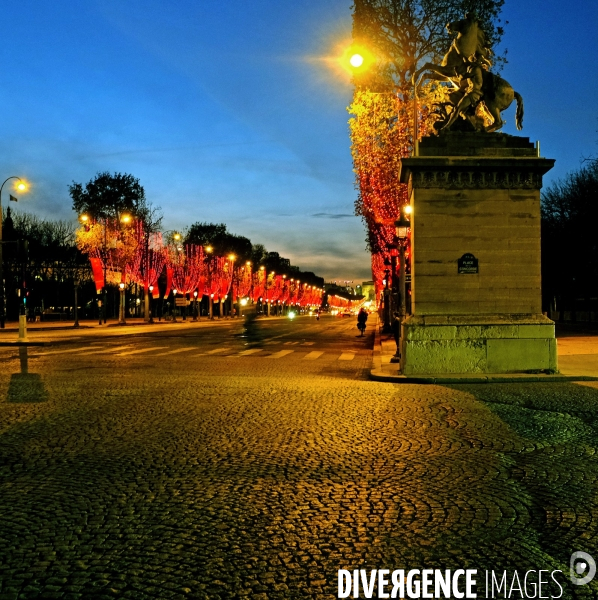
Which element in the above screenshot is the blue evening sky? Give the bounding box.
[1,0,596,282]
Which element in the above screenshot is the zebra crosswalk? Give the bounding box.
[22,344,359,362]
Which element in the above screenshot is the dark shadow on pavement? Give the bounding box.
[240,312,264,348]
[446,381,598,443]
[6,346,48,403]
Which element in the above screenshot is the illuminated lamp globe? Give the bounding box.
[350,53,364,68]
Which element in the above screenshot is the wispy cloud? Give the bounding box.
[312,212,355,219]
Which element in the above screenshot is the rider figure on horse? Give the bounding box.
[441,53,488,131]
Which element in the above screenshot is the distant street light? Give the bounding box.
[0,176,28,328]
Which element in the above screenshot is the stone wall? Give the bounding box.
[411,186,542,315]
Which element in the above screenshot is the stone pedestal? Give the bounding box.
[399,133,556,375]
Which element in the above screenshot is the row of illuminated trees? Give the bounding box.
[76,213,323,322]
[69,171,324,322]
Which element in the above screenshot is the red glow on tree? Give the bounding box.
[129,221,166,291]
[252,269,267,302]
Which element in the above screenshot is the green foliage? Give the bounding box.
[250,243,268,266]
[185,222,253,263]
[69,172,161,229]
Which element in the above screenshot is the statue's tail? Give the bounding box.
[514,91,524,130]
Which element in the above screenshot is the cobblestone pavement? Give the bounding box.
[0,316,597,599]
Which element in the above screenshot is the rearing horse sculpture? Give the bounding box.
[412,14,490,88]
[412,14,523,133]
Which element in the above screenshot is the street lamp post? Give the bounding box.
[117,213,133,325]
[193,290,198,321]
[395,205,411,318]
[101,219,107,325]
[393,205,411,360]
[228,254,236,317]
[149,285,154,323]
[118,282,126,325]
[81,213,108,325]
[0,177,26,328]
[205,246,213,319]
[382,261,392,333]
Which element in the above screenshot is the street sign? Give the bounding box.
[175,298,189,306]
[458,253,479,274]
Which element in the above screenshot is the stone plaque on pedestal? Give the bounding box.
[399,132,556,375]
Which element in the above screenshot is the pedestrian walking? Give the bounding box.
[357,308,368,336]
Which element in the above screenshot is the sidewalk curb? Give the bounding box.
[0,342,48,347]
[369,322,598,384]
[0,315,293,334]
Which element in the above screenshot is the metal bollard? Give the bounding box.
[18,314,28,342]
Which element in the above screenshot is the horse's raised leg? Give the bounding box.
[484,103,504,133]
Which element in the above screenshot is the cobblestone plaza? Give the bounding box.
[0,317,597,599]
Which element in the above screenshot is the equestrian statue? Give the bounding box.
[412,14,523,133]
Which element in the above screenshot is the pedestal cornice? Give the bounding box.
[399,156,555,191]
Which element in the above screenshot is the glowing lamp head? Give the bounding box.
[119,282,125,290]
[121,213,132,224]
[350,53,364,68]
